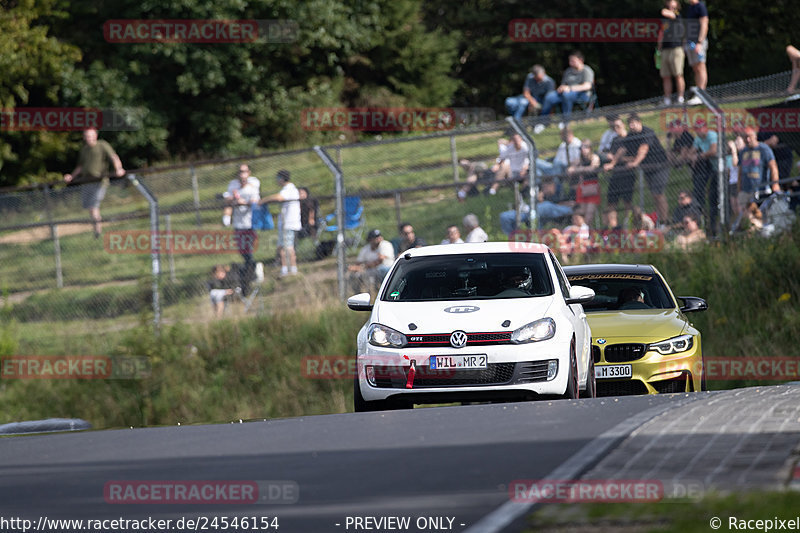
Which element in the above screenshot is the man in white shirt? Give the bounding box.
[348,229,395,292]
[463,213,489,242]
[222,164,261,226]
[261,169,301,276]
[224,163,260,293]
[488,133,530,195]
[440,225,464,244]
[537,127,581,178]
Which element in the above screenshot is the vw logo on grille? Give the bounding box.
[450,330,468,348]
[597,338,607,345]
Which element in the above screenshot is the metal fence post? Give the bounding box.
[190,165,202,227]
[165,214,176,283]
[313,146,346,300]
[450,135,459,182]
[506,117,538,230]
[42,185,63,288]
[127,173,160,329]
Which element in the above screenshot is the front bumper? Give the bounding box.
[357,341,572,403]
[592,339,703,396]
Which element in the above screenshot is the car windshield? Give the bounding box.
[565,272,675,311]
[381,253,554,301]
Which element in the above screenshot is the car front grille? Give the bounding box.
[596,379,649,397]
[603,343,646,362]
[372,362,535,388]
[592,345,601,363]
[405,331,512,348]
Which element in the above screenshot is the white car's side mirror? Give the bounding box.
[566,285,595,305]
[347,293,373,311]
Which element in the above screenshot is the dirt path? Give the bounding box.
[0,223,92,245]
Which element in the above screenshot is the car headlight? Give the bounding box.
[649,334,694,355]
[510,318,556,344]
[367,323,408,348]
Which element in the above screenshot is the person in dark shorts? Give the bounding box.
[63,128,125,237]
[602,117,635,229]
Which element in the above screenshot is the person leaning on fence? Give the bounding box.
[63,127,125,238]
[602,117,635,230]
[463,213,488,243]
[393,222,427,255]
[207,264,235,318]
[598,114,620,164]
[687,119,718,233]
[566,139,601,226]
[625,113,670,226]
[223,164,260,226]
[261,169,301,277]
[348,229,395,293]
[224,164,260,293]
[505,64,555,120]
[737,127,781,211]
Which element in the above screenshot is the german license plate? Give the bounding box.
[429,354,487,370]
[595,364,633,379]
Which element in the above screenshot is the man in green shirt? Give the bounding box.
[64,128,125,237]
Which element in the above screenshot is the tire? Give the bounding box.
[580,352,596,399]
[562,342,580,400]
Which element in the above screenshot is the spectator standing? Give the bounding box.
[222,164,260,226]
[63,127,125,238]
[567,139,602,225]
[684,0,710,104]
[687,119,718,233]
[787,45,800,93]
[463,213,489,243]
[348,229,395,293]
[297,187,320,240]
[625,113,670,225]
[441,225,464,244]
[666,120,695,167]
[657,0,686,105]
[224,164,260,291]
[261,169,301,276]
[737,128,780,210]
[598,114,620,164]
[505,65,556,119]
[602,117,635,229]
[534,51,595,133]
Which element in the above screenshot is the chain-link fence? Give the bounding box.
[1,71,797,352]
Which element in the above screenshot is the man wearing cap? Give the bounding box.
[348,229,395,293]
[261,169,301,276]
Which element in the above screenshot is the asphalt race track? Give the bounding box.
[1,387,799,533]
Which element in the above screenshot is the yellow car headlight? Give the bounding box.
[649,334,693,355]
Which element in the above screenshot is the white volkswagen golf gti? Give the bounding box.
[347,242,595,411]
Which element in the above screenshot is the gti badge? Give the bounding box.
[597,338,607,344]
[444,306,480,313]
[449,330,468,348]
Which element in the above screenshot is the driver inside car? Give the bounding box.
[497,266,533,297]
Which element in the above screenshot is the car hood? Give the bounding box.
[373,298,555,334]
[585,309,688,341]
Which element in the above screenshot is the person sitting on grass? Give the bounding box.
[207,264,235,318]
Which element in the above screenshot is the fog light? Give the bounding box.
[547,360,558,381]
[366,366,376,386]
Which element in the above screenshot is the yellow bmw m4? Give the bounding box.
[563,264,707,396]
